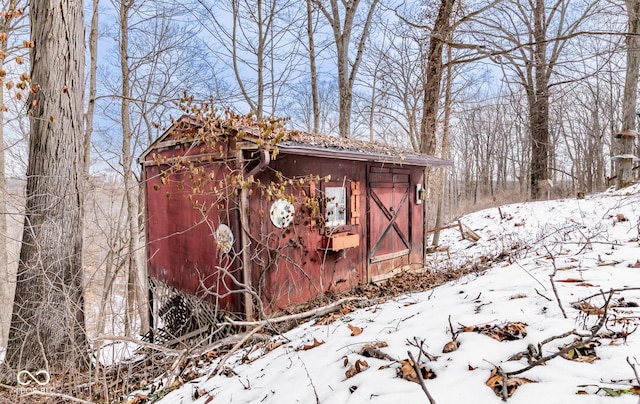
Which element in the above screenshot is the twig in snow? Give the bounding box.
[407,351,436,404]
[299,355,320,404]
[534,288,552,301]
[505,337,595,377]
[588,289,614,335]
[207,325,264,379]
[544,246,567,319]
[193,332,270,359]
[572,287,640,305]
[498,367,509,402]
[224,297,365,328]
[408,337,439,362]
[447,315,457,342]
[627,356,640,385]
[506,290,615,378]
[514,262,547,290]
[537,329,576,355]
[0,384,94,404]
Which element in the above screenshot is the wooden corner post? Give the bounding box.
[237,149,254,321]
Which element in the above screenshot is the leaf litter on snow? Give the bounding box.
[154,186,640,404]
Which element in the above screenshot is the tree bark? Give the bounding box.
[306,0,319,134]
[420,0,456,155]
[84,0,98,181]
[7,0,88,371]
[617,0,640,189]
[119,0,149,336]
[530,0,550,200]
[431,43,453,248]
[314,0,380,138]
[0,19,8,349]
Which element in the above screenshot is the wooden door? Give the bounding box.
[367,167,412,278]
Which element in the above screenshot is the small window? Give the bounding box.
[325,186,347,227]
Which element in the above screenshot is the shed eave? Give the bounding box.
[277,144,453,167]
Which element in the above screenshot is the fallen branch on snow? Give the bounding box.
[207,325,264,380]
[407,351,436,404]
[223,297,366,327]
[505,289,615,379]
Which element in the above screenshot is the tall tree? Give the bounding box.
[419,0,456,155]
[85,0,99,180]
[114,0,153,336]
[196,0,303,118]
[617,0,640,189]
[313,0,380,138]
[475,0,601,199]
[7,0,88,370]
[306,0,319,133]
[94,0,211,336]
[0,0,27,348]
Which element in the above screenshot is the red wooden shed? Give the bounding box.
[140,116,452,331]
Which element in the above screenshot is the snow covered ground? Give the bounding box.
[155,186,640,404]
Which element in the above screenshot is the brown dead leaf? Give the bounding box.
[442,340,460,353]
[398,359,436,383]
[399,359,418,382]
[301,338,325,351]
[572,301,605,316]
[345,359,369,379]
[633,260,640,268]
[460,322,527,341]
[486,367,533,398]
[315,312,343,325]
[340,304,356,314]
[347,323,363,336]
[561,339,600,363]
[360,344,395,361]
[263,340,284,353]
[202,350,218,362]
[125,396,147,404]
[617,213,628,222]
[556,278,585,283]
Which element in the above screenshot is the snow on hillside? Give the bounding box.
[154,186,640,404]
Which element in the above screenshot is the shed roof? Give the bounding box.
[140,115,453,168]
[279,131,452,167]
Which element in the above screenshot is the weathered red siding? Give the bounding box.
[142,125,433,318]
[248,154,369,312]
[144,140,243,314]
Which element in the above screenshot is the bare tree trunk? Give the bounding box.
[85,0,99,181]
[0,0,27,353]
[420,0,455,155]
[119,0,149,337]
[431,43,453,247]
[314,0,379,138]
[530,0,550,200]
[226,0,277,118]
[83,0,99,339]
[0,31,7,349]
[256,0,265,118]
[7,0,88,371]
[306,0,319,133]
[617,0,640,189]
